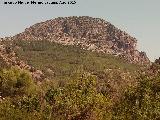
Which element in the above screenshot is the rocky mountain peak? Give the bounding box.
[11,16,150,65]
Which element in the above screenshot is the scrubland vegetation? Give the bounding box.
[0,40,159,120]
[0,67,159,120]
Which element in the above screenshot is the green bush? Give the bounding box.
[0,67,36,97]
[0,70,113,120]
[45,73,112,120]
[0,97,41,120]
[112,75,160,120]
[0,67,160,120]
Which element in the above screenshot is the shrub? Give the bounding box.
[112,75,160,120]
[0,67,36,97]
[45,73,112,120]
[0,98,41,120]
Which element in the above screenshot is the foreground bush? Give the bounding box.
[112,75,160,120]
[0,68,160,120]
[45,73,112,120]
[0,67,36,97]
[0,98,40,120]
[0,69,112,120]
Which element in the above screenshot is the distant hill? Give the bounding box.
[9,16,150,65]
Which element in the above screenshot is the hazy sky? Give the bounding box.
[0,0,159,61]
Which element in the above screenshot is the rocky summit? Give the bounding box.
[11,16,150,65]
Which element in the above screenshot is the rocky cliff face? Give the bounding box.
[11,16,150,65]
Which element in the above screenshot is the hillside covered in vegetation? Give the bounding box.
[0,16,159,120]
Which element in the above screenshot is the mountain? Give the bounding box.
[0,16,150,101]
[1,16,160,120]
[0,16,151,87]
[10,16,150,65]
[0,16,152,84]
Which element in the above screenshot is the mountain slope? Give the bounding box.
[11,16,150,65]
[0,40,44,80]
[11,40,139,75]
[4,39,139,100]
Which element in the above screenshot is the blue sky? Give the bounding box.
[0,0,160,61]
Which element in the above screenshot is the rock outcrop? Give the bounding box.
[0,40,44,80]
[155,57,160,65]
[10,16,150,64]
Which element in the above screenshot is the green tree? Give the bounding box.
[45,73,112,120]
[112,75,160,120]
